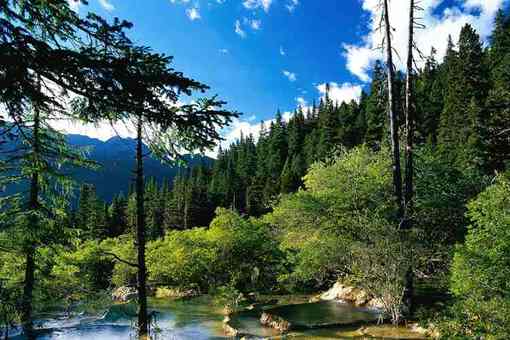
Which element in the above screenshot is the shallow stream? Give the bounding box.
[5,296,422,339]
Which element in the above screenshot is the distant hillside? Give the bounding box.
[67,135,213,201]
[1,134,213,202]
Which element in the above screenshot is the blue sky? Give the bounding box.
[75,0,366,118]
[63,0,507,150]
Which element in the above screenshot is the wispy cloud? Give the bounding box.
[283,70,297,82]
[243,0,272,12]
[286,0,299,12]
[279,46,286,56]
[296,96,307,107]
[98,0,114,11]
[250,19,262,30]
[186,7,201,21]
[219,48,229,54]
[67,0,81,11]
[235,20,247,38]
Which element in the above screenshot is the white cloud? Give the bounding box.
[296,97,307,107]
[51,119,136,141]
[317,82,362,104]
[67,0,81,11]
[98,0,114,11]
[235,20,247,38]
[243,0,272,12]
[186,7,201,20]
[250,19,262,30]
[219,48,229,54]
[279,46,286,56]
[343,0,508,82]
[283,70,297,82]
[286,0,299,12]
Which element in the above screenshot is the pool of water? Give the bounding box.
[3,297,414,339]
[8,297,227,340]
[263,301,380,328]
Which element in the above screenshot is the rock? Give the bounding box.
[410,322,441,338]
[246,292,258,303]
[223,321,239,337]
[260,312,292,333]
[320,281,383,309]
[112,286,137,302]
[154,286,198,299]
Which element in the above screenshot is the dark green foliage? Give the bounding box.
[364,61,387,148]
[416,48,443,144]
[438,25,489,168]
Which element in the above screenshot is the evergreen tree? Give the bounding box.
[365,61,387,148]
[108,193,128,237]
[438,25,488,167]
[486,10,510,171]
[416,48,443,144]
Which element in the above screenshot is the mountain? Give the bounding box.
[1,134,213,202]
[67,135,214,201]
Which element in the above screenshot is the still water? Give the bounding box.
[5,297,407,339]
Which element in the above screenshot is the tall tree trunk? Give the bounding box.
[383,0,404,218]
[404,0,415,227]
[135,113,148,338]
[403,0,416,315]
[21,104,41,340]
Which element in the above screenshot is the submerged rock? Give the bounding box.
[112,286,137,302]
[260,301,380,333]
[260,311,292,333]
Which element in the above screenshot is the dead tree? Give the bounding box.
[382,0,404,218]
[403,0,419,316]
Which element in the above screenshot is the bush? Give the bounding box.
[413,147,488,280]
[267,146,395,289]
[267,146,415,322]
[442,174,510,337]
[147,208,281,292]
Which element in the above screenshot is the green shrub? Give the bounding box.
[147,208,281,292]
[441,174,510,337]
[267,146,416,323]
[267,146,396,290]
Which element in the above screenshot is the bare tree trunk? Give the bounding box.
[403,0,416,316]
[21,105,41,340]
[135,113,148,338]
[404,0,416,228]
[383,0,404,218]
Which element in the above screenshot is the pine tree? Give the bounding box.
[365,61,387,148]
[486,10,510,171]
[109,193,128,237]
[438,25,488,167]
[416,48,443,144]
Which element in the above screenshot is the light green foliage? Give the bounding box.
[350,222,414,324]
[49,236,136,299]
[442,174,510,337]
[268,146,413,322]
[268,146,395,287]
[147,208,280,292]
[148,227,215,291]
[101,236,137,288]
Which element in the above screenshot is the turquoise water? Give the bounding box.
[8,298,227,340]
[5,298,384,339]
